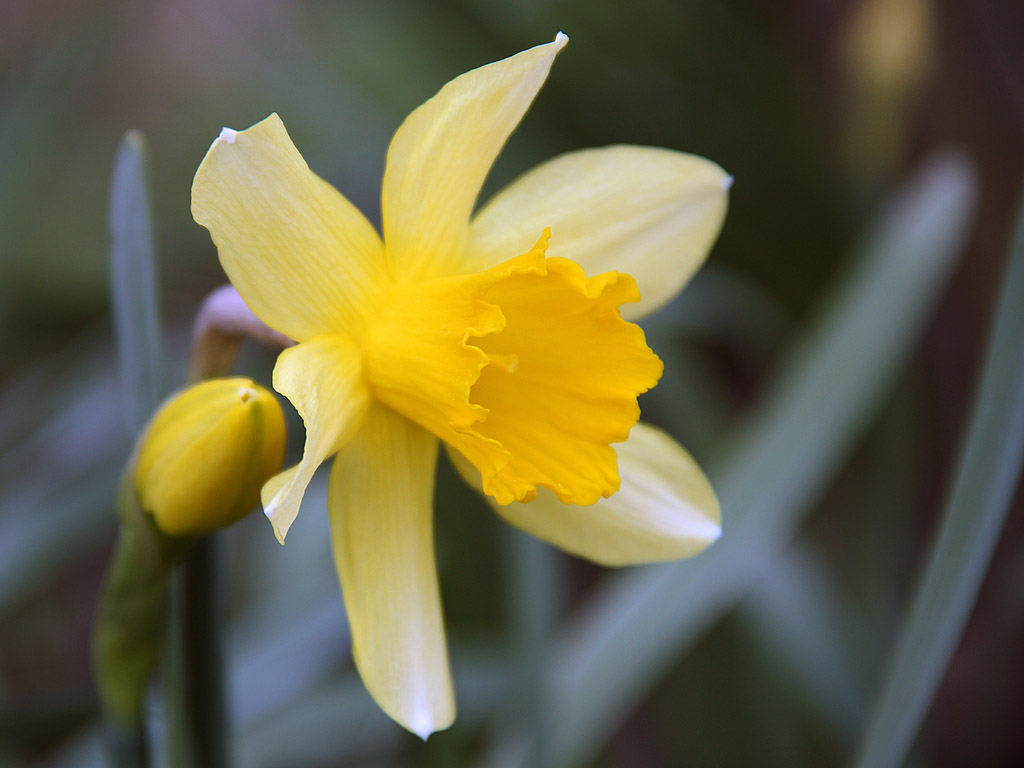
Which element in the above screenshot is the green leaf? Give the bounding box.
[739,543,864,735]
[854,192,1024,767]
[528,153,976,767]
[93,475,189,729]
[109,131,164,432]
[503,527,561,768]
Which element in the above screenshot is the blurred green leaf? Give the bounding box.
[739,543,864,735]
[508,152,977,768]
[502,528,561,768]
[855,193,1024,767]
[109,131,164,432]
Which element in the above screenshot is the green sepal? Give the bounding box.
[93,467,193,730]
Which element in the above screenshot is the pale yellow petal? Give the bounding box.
[467,146,730,319]
[450,422,720,566]
[262,335,370,543]
[192,114,386,341]
[328,407,454,738]
[381,33,568,281]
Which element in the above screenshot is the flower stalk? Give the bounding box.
[164,537,228,768]
[162,325,287,768]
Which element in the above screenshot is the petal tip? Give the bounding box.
[263,500,290,544]
[405,703,452,741]
[218,127,238,144]
[722,174,734,190]
[682,513,722,547]
[554,31,569,48]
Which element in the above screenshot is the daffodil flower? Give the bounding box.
[191,33,729,738]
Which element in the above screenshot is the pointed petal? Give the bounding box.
[328,407,455,738]
[467,146,730,319]
[451,422,720,566]
[262,335,370,543]
[381,33,568,281]
[192,114,386,341]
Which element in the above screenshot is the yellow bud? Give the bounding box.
[134,377,285,536]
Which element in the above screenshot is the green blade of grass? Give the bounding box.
[517,153,976,768]
[109,131,164,431]
[502,528,561,768]
[855,193,1024,768]
[739,543,865,735]
[103,130,164,766]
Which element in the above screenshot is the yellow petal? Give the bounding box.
[262,335,370,543]
[381,33,568,282]
[450,422,720,566]
[467,145,730,320]
[328,407,454,739]
[192,114,386,342]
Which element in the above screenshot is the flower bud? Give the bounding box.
[134,377,285,536]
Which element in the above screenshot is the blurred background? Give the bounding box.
[1,0,1023,766]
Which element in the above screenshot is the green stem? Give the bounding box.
[163,309,236,768]
[165,537,228,768]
